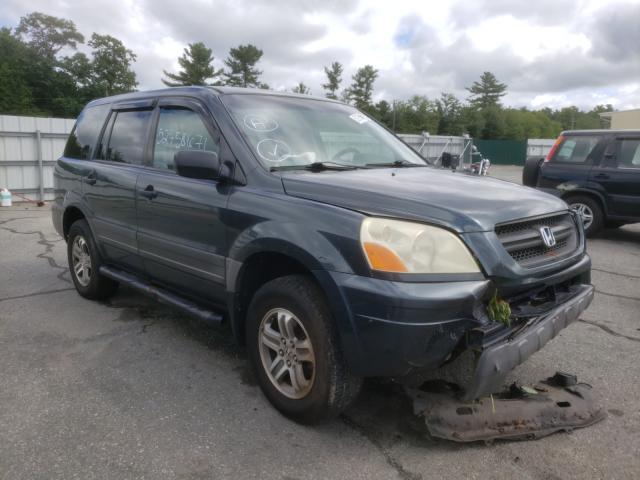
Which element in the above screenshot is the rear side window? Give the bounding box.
[101,110,152,165]
[617,139,640,168]
[152,107,219,171]
[63,104,110,159]
[553,135,599,164]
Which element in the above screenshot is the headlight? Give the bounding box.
[360,217,480,274]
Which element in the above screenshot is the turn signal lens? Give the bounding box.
[363,242,409,272]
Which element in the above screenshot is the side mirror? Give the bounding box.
[174,150,220,180]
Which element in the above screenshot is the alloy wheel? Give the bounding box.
[258,308,316,399]
[570,203,594,231]
[71,235,92,287]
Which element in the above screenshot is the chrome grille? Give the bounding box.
[495,213,579,267]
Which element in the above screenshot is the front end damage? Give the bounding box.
[401,278,602,443]
[461,282,594,400]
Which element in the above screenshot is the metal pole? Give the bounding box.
[36,130,44,202]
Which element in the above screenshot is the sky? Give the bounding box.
[2,0,639,110]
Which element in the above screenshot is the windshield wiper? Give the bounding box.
[270,162,359,172]
[364,159,427,168]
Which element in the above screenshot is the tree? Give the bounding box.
[436,93,464,135]
[372,99,393,126]
[162,42,223,87]
[291,82,310,94]
[0,28,35,114]
[394,95,439,134]
[88,34,137,96]
[322,61,343,99]
[15,12,84,59]
[223,44,263,88]
[480,105,506,139]
[345,65,378,109]
[466,72,507,109]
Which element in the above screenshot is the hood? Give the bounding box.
[282,167,568,233]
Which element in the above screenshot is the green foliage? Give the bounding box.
[345,65,378,109]
[162,42,223,87]
[467,71,507,108]
[436,93,465,135]
[488,291,511,327]
[392,95,439,134]
[88,34,137,96]
[322,61,343,99]
[291,82,310,94]
[15,11,84,59]
[223,44,264,88]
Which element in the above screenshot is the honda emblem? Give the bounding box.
[539,226,556,248]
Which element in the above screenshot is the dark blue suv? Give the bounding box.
[524,129,640,236]
[53,87,594,423]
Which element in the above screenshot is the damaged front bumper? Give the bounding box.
[463,283,594,400]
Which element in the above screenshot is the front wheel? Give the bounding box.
[566,195,604,238]
[246,275,362,424]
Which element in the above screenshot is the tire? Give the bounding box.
[67,219,119,300]
[522,156,544,186]
[565,195,604,238]
[246,274,362,424]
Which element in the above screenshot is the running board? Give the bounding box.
[99,266,224,326]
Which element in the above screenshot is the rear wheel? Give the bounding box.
[67,219,119,300]
[566,195,604,237]
[246,275,362,424]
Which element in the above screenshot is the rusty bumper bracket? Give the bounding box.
[406,373,606,443]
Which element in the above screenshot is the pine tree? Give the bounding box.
[223,44,263,88]
[345,65,378,109]
[466,71,507,109]
[322,61,342,99]
[162,42,223,87]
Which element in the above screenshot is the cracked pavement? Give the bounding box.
[1,170,639,479]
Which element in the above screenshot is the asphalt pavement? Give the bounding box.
[1,166,639,479]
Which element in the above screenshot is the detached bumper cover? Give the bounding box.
[463,283,594,400]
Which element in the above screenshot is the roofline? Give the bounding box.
[599,107,640,117]
[562,128,640,134]
[84,86,347,108]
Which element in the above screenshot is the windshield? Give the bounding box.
[221,94,427,169]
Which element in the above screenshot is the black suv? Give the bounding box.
[53,87,594,423]
[523,129,640,236]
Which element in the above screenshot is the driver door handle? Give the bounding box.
[140,184,158,200]
[593,173,610,179]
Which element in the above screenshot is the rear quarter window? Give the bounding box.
[553,135,599,164]
[617,138,640,169]
[64,104,110,160]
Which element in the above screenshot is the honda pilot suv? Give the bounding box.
[53,87,594,423]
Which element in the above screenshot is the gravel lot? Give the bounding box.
[1,166,639,479]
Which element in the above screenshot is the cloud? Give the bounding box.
[0,0,638,110]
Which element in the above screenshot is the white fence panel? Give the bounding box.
[527,139,556,157]
[0,114,75,202]
[398,133,472,165]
